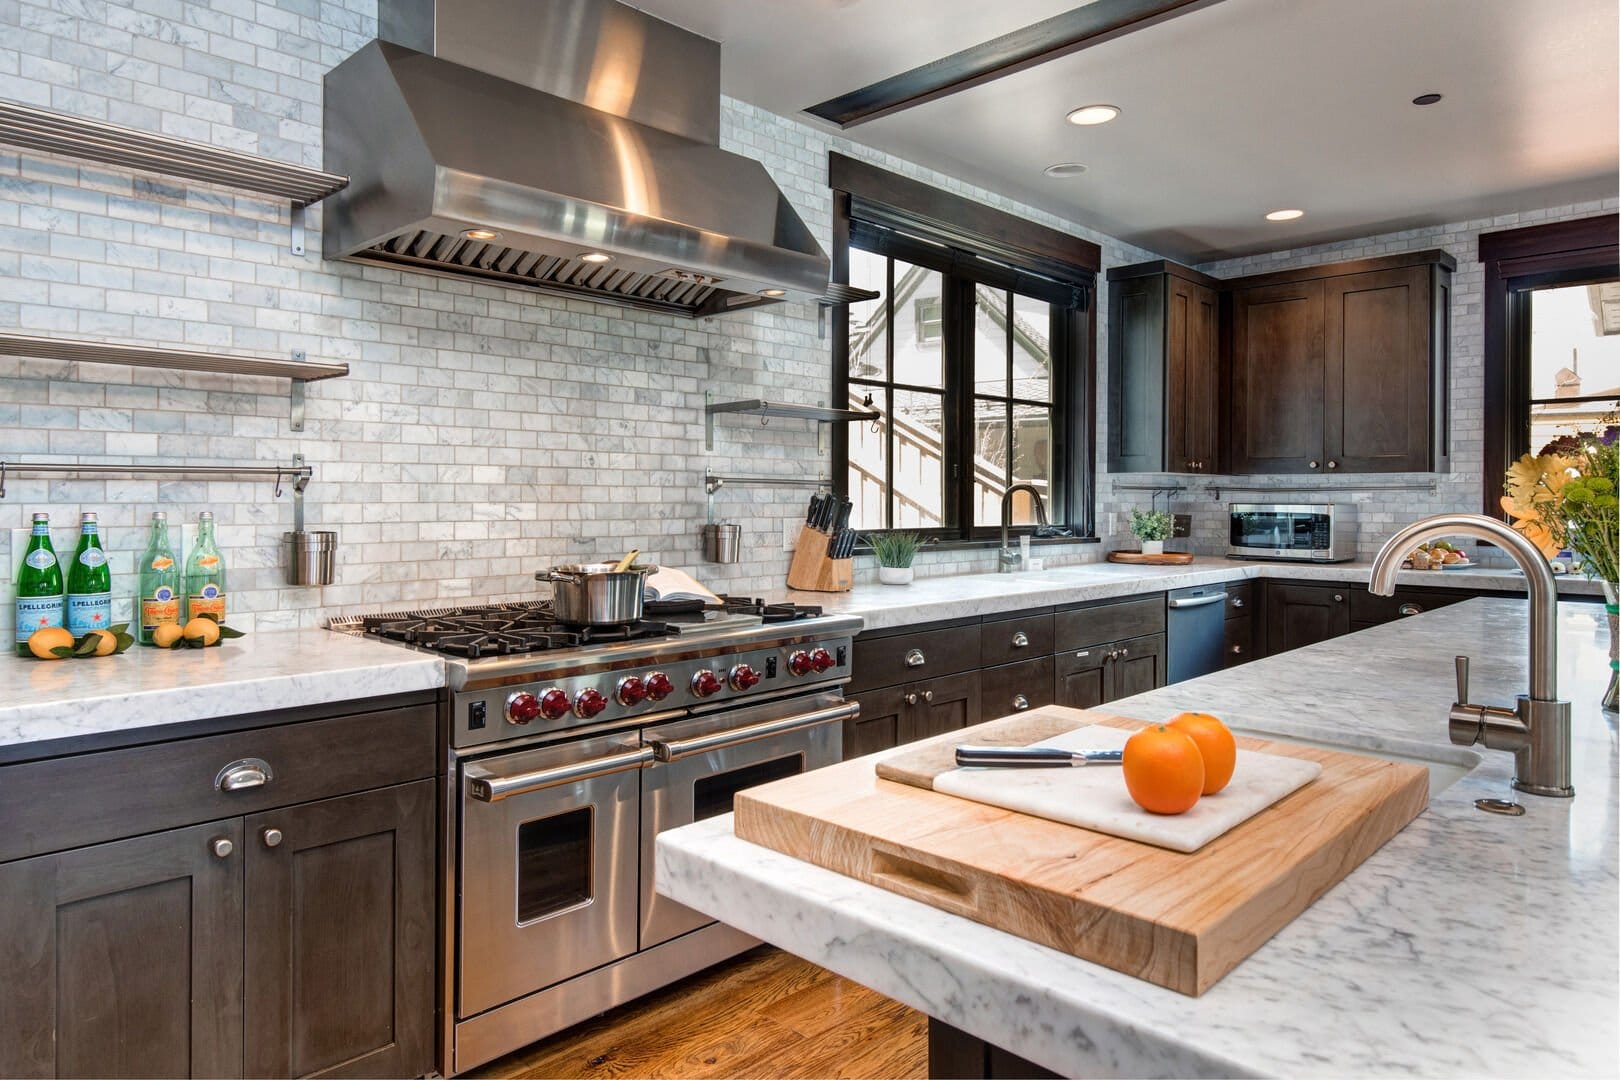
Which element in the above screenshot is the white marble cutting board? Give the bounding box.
[933,723,1322,853]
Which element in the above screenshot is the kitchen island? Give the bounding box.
[656,598,1620,1077]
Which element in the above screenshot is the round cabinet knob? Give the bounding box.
[1011,631,1030,648]
[809,648,835,673]
[904,692,919,705]
[616,675,649,707]
[691,669,723,697]
[1333,594,1344,603]
[1398,603,1424,617]
[1309,460,1320,469]
[644,672,675,701]
[573,688,608,719]
[1231,644,1243,654]
[261,827,283,848]
[1232,597,1244,608]
[538,688,572,720]
[1011,694,1030,711]
[728,664,761,691]
[506,691,541,725]
[922,689,934,703]
[210,837,234,859]
[1327,460,1339,470]
[787,650,814,677]
[1118,648,1130,658]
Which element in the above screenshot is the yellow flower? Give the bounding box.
[1500,496,1563,558]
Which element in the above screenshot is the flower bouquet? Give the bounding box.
[1501,422,1619,710]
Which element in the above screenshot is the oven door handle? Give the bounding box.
[650,702,860,762]
[465,746,655,802]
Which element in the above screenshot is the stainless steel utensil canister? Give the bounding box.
[283,530,336,586]
[541,563,655,624]
[701,523,741,564]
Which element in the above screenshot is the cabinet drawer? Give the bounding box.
[1225,583,1255,620]
[979,657,1055,719]
[1350,587,1471,625]
[0,703,436,864]
[1055,596,1165,651]
[979,612,1054,667]
[1224,616,1255,667]
[849,624,982,694]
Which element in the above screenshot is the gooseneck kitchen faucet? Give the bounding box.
[998,484,1049,572]
[1369,513,1573,798]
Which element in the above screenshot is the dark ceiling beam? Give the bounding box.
[805,0,1226,128]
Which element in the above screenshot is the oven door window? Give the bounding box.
[1232,512,1317,550]
[516,807,593,923]
[692,754,805,821]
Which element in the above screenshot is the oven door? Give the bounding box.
[458,732,652,1018]
[639,691,854,949]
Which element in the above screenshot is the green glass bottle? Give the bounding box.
[138,512,181,645]
[184,511,227,623]
[15,512,65,643]
[65,512,112,637]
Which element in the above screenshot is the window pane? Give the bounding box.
[848,247,887,381]
[974,286,1009,397]
[892,261,943,388]
[1529,281,1620,399]
[892,389,948,528]
[1011,295,1052,403]
[848,385,888,530]
[1011,404,1053,525]
[971,398,1009,527]
[1530,399,1619,455]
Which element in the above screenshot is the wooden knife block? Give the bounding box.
[786,525,853,592]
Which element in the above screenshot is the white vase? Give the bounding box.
[878,565,914,586]
[1140,540,1165,555]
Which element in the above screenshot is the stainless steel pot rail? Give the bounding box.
[703,469,831,496]
[0,458,312,499]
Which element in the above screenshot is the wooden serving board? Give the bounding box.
[1107,550,1195,565]
[734,707,1428,996]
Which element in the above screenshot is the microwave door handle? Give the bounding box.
[465,746,655,802]
[650,702,860,762]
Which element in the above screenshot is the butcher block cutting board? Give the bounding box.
[733,706,1429,996]
[881,721,1321,853]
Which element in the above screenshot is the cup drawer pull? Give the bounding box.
[215,758,273,793]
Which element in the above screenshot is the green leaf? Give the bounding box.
[107,623,128,635]
[72,636,100,658]
[216,625,246,639]
[112,632,136,653]
[15,642,31,657]
[50,646,76,658]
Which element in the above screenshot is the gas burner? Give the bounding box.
[713,595,824,623]
[357,603,677,659]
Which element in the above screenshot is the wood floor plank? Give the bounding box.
[476,947,926,1080]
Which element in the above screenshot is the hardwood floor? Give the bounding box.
[474,946,928,1079]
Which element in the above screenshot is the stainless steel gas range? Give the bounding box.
[329,598,861,1075]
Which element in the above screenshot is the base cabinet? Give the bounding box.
[844,673,982,760]
[1054,633,1166,707]
[1265,583,1352,655]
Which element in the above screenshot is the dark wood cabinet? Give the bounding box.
[1229,279,1326,473]
[844,673,981,760]
[980,656,1055,716]
[1107,262,1220,473]
[843,684,907,760]
[1265,582,1351,655]
[1323,266,1439,472]
[1054,643,1109,709]
[1054,633,1166,707]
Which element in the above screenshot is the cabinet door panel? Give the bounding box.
[900,671,981,745]
[844,685,907,760]
[1054,646,1109,709]
[0,820,245,1079]
[1265,583,1351,655]
[1107,633,1167,702]
[1324,267,1431,472]
[1224,616,1255,668]
[1167,278,1220,471]
[244,781,434,1080]
[1230,280,1325,472]
[1109,275,1167,472]
[980,656,1055,718]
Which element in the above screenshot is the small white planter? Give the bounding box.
[878,565,914,586]
[1139,540,1165,555]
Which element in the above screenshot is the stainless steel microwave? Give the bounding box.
[1227,503,1357,562]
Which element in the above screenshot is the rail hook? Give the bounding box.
[0,460,7,499]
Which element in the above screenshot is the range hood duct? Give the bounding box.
[322,0,830,318]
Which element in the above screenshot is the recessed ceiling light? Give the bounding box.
[1044,162,1088,178]
[760,288,786,297]
[1412,92,1443,106]
[577,251,613,264]
[1065,104,1120,126]
[1265,209,1304,221]
[461,228,500,241]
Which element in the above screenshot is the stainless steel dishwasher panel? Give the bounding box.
[1166,585,1229,684]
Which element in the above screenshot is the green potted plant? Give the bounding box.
[1130,509,1174,556]
[868,531,923,585]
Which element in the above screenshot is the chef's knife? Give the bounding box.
[954,745,1124,768]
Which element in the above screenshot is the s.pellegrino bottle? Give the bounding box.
[15,512,64,643]
[138,511,181,644]
[65,512,112,637]
[185,511,226,622]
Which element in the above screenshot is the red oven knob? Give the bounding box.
[645,671,674,701]
[728,663,761,691]
[787,650,814,677]
[538,688,571,721]
[616,675,649,706]
[691,669,723,697]
[505,691,541,725]
[573,688,608,719]
[809,647,835,673]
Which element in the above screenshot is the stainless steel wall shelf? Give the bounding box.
[0,100,348,253]
[0,459,312,499]
[705,392,882,452]
[0,333,348,432]
[703,470,831,496]
[815,282,881,338]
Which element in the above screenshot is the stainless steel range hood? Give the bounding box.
[321,0,830,318]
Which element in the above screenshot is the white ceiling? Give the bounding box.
[632,0,1620,262]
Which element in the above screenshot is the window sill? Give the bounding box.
[854,534,1100,556]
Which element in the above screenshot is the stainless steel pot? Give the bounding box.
[540,563,656,624]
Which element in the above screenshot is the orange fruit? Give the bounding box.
[1122,724,1205,815]
[27,626,74,660]
[86,629,119,656]
[1169,712,1237,795]
[183,617,221,647]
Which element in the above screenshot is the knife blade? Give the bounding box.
[954,745,1124,768]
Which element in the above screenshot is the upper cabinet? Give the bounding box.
[1109,250,1454,475]
[1107,261,1221,473]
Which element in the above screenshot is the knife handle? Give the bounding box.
[955,745,1078,768]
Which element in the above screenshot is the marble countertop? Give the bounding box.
[779,555,1604,631]
[1,630,445,754]
[657,599,1619,1077]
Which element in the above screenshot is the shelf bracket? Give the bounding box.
[289,349,308,431]
[704,390,715,452]
[289,203,306,256]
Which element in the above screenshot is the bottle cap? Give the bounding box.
[152,511,168,521]
[199,511,214,520]
[32,512,48,522]
[81,512,97,522]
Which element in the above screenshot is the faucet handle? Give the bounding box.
[1454,655,1469,704]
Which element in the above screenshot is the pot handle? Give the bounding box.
[538,569,582,584]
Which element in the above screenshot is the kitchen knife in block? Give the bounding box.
[786,524,852,592]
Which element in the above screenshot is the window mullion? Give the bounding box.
[884,256,896,529]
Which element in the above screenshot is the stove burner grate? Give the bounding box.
[712,595,824,623]
[359,602,676,659]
